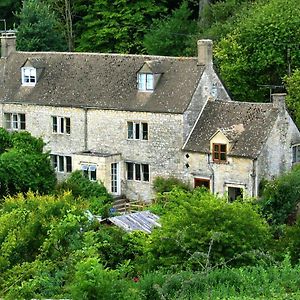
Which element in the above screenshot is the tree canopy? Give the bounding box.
[0,130,56,198]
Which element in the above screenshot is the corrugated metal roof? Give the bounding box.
[102,211,161,234]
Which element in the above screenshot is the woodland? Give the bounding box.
[1,0,300,298]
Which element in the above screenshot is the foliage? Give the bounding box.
[16,0,67,51]
[214,0,300,102]
[152,176,190,194]
[143,1,197,56]
[285,69,300,128]
[0,0,22,29]
[260,165,300,225]
[0,128,12,154]
[0,130,56,198]
[57,171,112,215]
[147,189,271,270]
[75,0,168,54]
[137,256,300,300]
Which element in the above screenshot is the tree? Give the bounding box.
[76,0,168,54]
[147,188,271,270]
[0,130,56,197]
[16,0,67,51]
[0,0,22,29]
[143,2,197,56]
[214,0,300,102]
[260,165,300,225]
[285,69,300,128]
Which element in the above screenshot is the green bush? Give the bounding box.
[260,166,300,225]
[57,171,113,216]
[152,176,190,194]
[147,189,271,270]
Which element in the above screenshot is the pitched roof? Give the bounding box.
[0,51,205,114]
[184,100,279,158]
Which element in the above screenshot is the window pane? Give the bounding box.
[296,146,300,162]
[66,118,71,134]
[135,123,140,139]
[127,162,134,180]
[221,144,227,152]
[214,152,219,160]
[12,114,18,129]
[90,169,97,181]
[146,74,154,90]
[51,155,58,169]
[138,73,146,90]
[60,117,64,133]
[135,164,141,181]
[142,164,149,181]
[214,144,219,152]
[52,116,57,132]
[58,156,64,172]
[220,153,226,161]
[20,114,26,130]
[66,156,72,173]
[142,123,148,140]
[4,113,11,129]
[127,122,133,139]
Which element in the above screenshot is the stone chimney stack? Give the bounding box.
[272,93,286,112]
[197,39,213,66]
[1,32,16,58]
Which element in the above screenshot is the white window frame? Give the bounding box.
[127,121,148,140]
[292,144,300,164]
[51,154,72,173]
[21,67,36,86]
[81,164,97,181]
[126,162,149,182]
[138,73,154,91]
[52,116,71,134]
[4,113,26,131]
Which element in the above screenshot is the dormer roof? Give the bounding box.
[138,60,163,74]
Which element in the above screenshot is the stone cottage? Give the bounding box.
[0,32,299,201]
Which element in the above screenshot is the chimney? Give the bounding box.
[197,39,213,66]
[1,32,16,58]
[272,93,286,112]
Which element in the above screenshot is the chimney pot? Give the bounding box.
[197,39,213,66]
[1,32,16,58]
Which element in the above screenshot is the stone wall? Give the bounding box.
[0,103,184,201]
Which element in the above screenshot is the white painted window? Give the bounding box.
[52,116,71,134]
[138,73,154,91]
[4,113,26,130]
[292,145,300,163]
[21,67,36,86]
[81,164,97,181]
[51,155,72,173]
[126,162,149,182]
[127,121,148,140]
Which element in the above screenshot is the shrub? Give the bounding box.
[259,165,300,225]
[152,176,190,194]
[147,189,271,270]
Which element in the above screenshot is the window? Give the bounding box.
[194,178,210,190]
[127,122,148,140]
[52,116,71,134]
[21,67,36,86]
[292,145,300,163]
[138,73,154,91]
[126,162,149,182]
[4,113,26,130]
[81,164,97,181]
[212,143,227,162]
[228,187,243,202]
[51,155,72,173]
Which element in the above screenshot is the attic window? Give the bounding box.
[212,143,227,162]
[138,73,154,91]
[292,145,300,163]
[21,67,36,86]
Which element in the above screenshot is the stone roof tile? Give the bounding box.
[184,100,279,158]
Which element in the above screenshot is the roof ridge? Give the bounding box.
[16,51,197,61]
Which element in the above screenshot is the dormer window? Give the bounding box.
[138,73,154,91]
[21,67,36,86]
[213,143,227,162]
